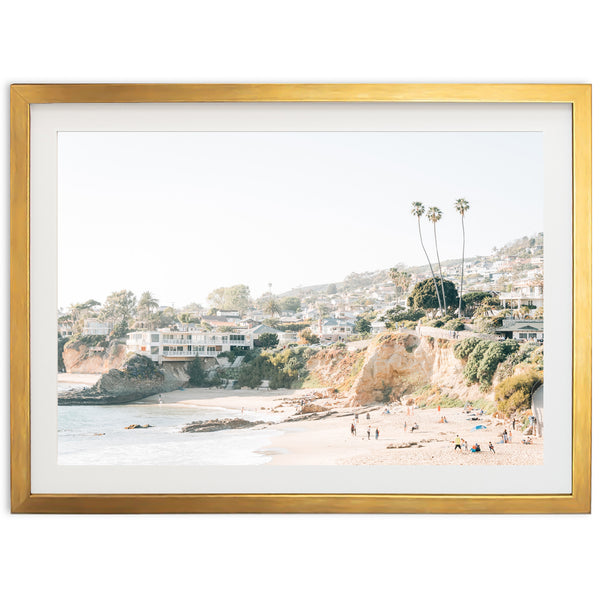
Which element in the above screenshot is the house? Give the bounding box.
[126,329,251,362]
[246,324,295,346]
[82,319,113,336]
[312,318,354,341]
[58,321,73,337]
[371,319,387,334]
[495,319,543,342]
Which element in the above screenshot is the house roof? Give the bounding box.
[248,324,284,335]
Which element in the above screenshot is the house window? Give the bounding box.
[151,334,159,343]
[151,347,159,354]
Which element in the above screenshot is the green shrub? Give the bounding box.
[453,336,480,360]
[495,370,542,415]
[442,318,465,331]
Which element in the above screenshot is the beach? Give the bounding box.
[136,387,543,466]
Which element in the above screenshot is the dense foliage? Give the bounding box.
[354,316,372,334]
[254,332,279,348]
[187,356,207,387]
[236,347,310,389]
[455,338,520,387]
[495,370,542,415]
[407,278,458,314]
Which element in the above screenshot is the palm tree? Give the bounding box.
[137,291,159,328]
[411,202,443,316]
[454,198,470,317]
[265,298,281,318]
[399,271,412,295]
[426,206,446,314]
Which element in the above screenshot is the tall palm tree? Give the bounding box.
[137,291,159,328]
[454,198,470,317]
[426,206,446,314]
[411,202,442,316]
[265,298,281,318]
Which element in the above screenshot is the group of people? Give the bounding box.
[454,435,495,454]
[350,417,379,440]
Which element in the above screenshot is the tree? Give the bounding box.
[265,298,282,317]
[207,284,251,312]
[326,283,338,295]
[100,290,137,324]
[388,268,401,299]
[411,202,442,316]
[426,206,446,314]
[354,316,372,335]
[408,278,458,316]
[255,332,279,348]
[280,296,301,312]
[455,198,470,317]
[187,356,206,387]
[299,328,320,345]
[137,291,159,327]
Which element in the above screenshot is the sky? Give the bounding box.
[58,131,543,309]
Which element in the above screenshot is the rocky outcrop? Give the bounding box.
[181,418,266,433]
[347,333,493,406]
[62,341,127,374]
[58,354,189,405]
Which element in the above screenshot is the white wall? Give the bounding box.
[1,2,597,599]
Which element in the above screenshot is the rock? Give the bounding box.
[285,411,336,422]
[181,418,266,433]
[300,403,327,414]
[387,442,418,449]
[58,354,189,405]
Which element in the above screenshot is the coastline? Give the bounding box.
[144,387,544,466]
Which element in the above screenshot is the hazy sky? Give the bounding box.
[58,131,543,309]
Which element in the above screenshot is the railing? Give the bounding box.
[162,350,219,357]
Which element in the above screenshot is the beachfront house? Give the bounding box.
[126,329,252,362]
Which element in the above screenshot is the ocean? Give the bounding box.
[57,385,284,465]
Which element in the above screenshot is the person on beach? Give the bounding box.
[351,422,355,436]
[375,428,379,440]
[366,412,370,420]
[404,421,407,432]
[489,441,495,454]
[462,439,468,451]
[367,426,371,440]
[512,417,516,430]
[158,394,162,404]
[454,435,462,450]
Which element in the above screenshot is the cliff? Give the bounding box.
[62,340,127,374]
[58,354,189,405]
[333,333,494,406]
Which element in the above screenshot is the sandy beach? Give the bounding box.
[147,387,543,466]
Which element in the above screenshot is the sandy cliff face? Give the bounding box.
[63,342,128,374]
[347,333,492,406]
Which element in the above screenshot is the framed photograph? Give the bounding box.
[10,84,591,513]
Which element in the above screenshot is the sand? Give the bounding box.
[155,387,543,466]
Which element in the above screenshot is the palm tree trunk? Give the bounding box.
[432,223,447,314]
[418,219,443,316]
[458,215,465,317]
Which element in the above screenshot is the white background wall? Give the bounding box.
[1,1,597,598]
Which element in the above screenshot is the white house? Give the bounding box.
[126,329,251,362]
[312,318,354,341]
[82,319,113,336]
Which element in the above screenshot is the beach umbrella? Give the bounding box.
[471,425,487,431]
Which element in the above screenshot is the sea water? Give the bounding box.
[58,388,284,466]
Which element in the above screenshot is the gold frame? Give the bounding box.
[10,84,591,514]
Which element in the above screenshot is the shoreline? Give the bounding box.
[138,386,544,466]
